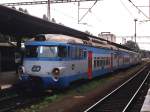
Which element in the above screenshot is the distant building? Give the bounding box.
[98,32,116,43]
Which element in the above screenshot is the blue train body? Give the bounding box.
[18,34,141,89]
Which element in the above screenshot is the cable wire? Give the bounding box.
[128,0,149,19]
[120,0,134,18]
[79,0,98,22]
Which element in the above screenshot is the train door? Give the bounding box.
[88,51,92,79]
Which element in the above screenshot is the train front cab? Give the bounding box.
[20,42,92,89]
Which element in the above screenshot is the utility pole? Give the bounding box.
[134,19,137,43]
[149,0,150,19]
[78,2,80,24]
[47,0,50,21]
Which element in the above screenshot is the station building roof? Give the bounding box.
[0,5,133,51]
[0,5,91,40]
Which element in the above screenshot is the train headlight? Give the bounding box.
[52,68,60,81]
[18,66,25,75]
[18,66,25,79]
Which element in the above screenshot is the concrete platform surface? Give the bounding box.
[141,88,150,112]
[0,71,18,86]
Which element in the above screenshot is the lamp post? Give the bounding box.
[134,19,137,43]
[47,0,50,21]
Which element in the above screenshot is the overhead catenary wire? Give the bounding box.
[128,0,149,20]
[78,0,98,23]
[120,0,134,18]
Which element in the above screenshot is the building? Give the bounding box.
[98,32,116,43]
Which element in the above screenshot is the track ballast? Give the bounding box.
[84,64,150,112]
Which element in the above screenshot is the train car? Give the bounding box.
[18,34,140,89]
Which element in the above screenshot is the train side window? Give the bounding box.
[70,47,75,59]
[106,58,108,65]
[99,60,102,66]
[75,48,78,59]
[79,48,83,59]
[105,59,107,66]
[94,60,96,68]
[68,46,70,57]
[105,59,107,65]
[77,48,80,59]
[99,60,101,67]
[58,46,67,58]
[108,59,110,65]
[83,50,87,59]
[102,60,104,66]
[103,58,105,66]
[97,60,100,67]
[74,47,79,59]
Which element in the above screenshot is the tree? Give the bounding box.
[85,30,93,35]
[43,14,49,21]
[18,7,24,12]
[18,7,29,14]
[123,40,140,52]
[24,9,29,14]
[59,22,64,26]
[12,7,16,10]
[51,18,56,23]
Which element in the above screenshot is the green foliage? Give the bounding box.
[44,95,58,102]
[123,40,140,52]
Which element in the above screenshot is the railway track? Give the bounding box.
[0,63,149,112]
[0,88,47,112]
[84,64,150,112]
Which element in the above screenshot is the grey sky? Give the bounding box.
[0,0,150,50]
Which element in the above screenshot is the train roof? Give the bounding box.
[26,34,139,55]
[28,34,118,50]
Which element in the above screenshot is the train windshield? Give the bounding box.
[26,46,67,58]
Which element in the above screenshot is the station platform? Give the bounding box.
[141,88,150,112]
[0,71,18,89]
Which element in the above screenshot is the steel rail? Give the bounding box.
[122,71,150,112]
[84,66,147,112]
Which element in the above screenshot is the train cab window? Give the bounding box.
[26,45,67,58]
[26,46,38,57]
[38,46,58,58]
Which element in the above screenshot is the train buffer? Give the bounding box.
[141,88,150,112]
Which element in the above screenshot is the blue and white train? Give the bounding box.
[18,34,141,89]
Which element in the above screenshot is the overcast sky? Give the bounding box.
[0,0,150,50]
